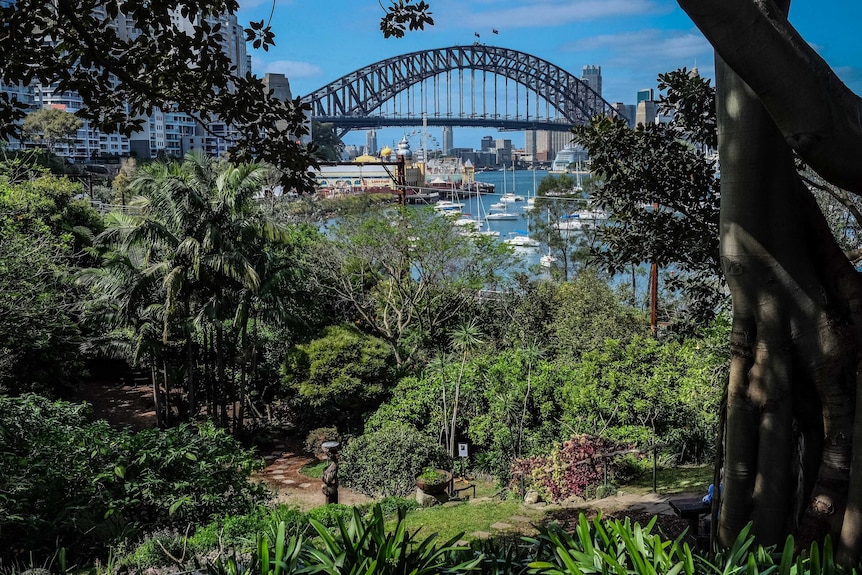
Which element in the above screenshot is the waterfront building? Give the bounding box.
[613,102,637,128]
[1,81,37,150]
[16,4,248,161]
[637,88,654,104]
[636,99,657,126]
[34,85,131,160]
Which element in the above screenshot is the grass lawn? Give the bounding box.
[380,465,712,543]
[301,460,327,479]
[622,463,713,496]
[397,500,544,542]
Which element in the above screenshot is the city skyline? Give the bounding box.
[238,0,862,150]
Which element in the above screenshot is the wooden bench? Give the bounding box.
[669,497,711,538]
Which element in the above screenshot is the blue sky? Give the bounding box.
[238,0,862,151]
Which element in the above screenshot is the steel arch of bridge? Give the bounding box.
[300,45,623,134]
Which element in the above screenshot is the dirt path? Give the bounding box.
[77,379,371,510]
[254,440,372,511]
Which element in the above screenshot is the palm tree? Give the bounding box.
[86,152,290,432]
[447,319,484,459]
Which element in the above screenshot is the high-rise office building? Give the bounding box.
[263,73,292,101]
[365,130,378,155]
[441,126,453,155]
[480,135,494,152]
[636,100,657,126]
[637,88,655,104]
[581,65,602,97]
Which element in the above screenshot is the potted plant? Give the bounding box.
[415,467,452,494]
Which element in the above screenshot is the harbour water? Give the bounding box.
[464,169,555,273]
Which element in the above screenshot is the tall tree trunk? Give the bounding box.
[187,332,195,420]
[715,45,862,562]
[678,0,862,563]
[151,364,164,428]
[162,359,172,427]
[216,322,228,429]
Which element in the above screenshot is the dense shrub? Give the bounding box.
[561,332,724,463]
[340,423,451,497]
[283,324,396,431]
[0,394,268,564]
[510,434,623,501]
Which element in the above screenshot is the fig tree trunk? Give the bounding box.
[678,0,862,564]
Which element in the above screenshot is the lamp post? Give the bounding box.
[321,441,341,504]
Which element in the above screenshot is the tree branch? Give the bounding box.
[677,0,862,194]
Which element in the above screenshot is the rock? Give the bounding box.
[298,483,311,489]
[490,522,513,530]
[524,490,542,504]
[509,515,531,523]
[416,487,439,507]
[561,494,586,506]
[471,531,491,539]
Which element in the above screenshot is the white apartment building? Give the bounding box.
[18,6,248,161]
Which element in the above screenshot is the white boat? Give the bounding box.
[557,209,607,230]
[453,214,481,230]
[503,232,540,248]
[486,198,519,220]
[489,202,507,211]
[433,200,464,212]
[485,210,519,220]
[499,192,523,203]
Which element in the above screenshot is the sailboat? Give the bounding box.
[540,207,557,267]
[524,164,538,211]
[499,159,524,203]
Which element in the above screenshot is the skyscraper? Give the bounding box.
[263,73,292,101]
[365,130,378,155]
[441,126,453,155]
[581,65,602,97]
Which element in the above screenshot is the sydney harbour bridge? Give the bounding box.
[300,45,624,137]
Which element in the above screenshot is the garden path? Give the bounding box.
[77,379,699,538]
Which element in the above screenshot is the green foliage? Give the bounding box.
[305,504,356,530]
[561,331,725,463]
[573,69,723,329]
[340,423,451,497]
[304,427,341,456]
[308,206,513,366]
[284,324,396,430]
[82,153,320,430]
[310,121,344,161]
[0,394,268,564]
[551,271,646,361]
[22,108,82,152]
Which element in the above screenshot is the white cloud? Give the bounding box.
[260,59,324,79]
[457,0,660,29]
[239,0,289,10]
[566,29,711,66]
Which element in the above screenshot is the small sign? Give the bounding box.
[458,443,469,458]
